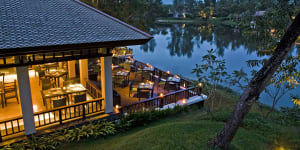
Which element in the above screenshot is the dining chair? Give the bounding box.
[41,78,53,90]
[38,70,46,85]
[157,78,166,93]
[74,93,86,103]
[4,80,19,105]
[52,97,67,108]
[129,82,137,97]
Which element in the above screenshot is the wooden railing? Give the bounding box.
[121,87,200,114]
[86,80,102,99]
[0,116,24,142]
[34,98,104,128]
[0,98,104,141]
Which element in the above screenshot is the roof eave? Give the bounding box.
[0,38,152,56]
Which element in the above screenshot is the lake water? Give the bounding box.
[129,24,299,108]
[81,0,298,108]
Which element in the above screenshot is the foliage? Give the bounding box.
[117,105,189,130]
[0,106,189,150]
[0,121,116,150]
[192,49,227,116]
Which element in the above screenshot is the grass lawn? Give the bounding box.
[59,108,300,150]
[58,88,300,150]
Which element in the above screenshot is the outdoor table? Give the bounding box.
[137,82,154,100]
[41,83,87,108]
[165,76,181,90]
[141,66,154,80]
[45,69,67,87]
[114,70,130,86]
[43,63,57,71]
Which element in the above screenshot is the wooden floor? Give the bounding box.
[0,68,178,121]
[0,69,93,121]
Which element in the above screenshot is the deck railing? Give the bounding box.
[0,116,24,142]
[86,80,102,98]
[0,98,104,142]
[114,57,201,114]
[121,87,201,114]
[34,98,104,128]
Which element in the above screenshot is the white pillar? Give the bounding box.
[68,61,76,78]
[16,66,36,135]
[101,56,113,113]
[79,59,88,86]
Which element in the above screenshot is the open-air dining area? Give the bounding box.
[0,0,203,144]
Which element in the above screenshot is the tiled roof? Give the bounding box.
[0,0,152,52]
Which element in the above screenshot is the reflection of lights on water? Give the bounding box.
[275,146,289,150]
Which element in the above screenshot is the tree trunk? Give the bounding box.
[210,13,300,149]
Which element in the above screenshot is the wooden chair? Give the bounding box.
[129,82,137,97]
[4,80,19,105]
[52,97,67,108]
[74,93,87,103]
[41,78,53,90]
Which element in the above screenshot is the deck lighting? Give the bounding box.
[198,82,203,87]
[160,93,164,97]
[182,99,187,104]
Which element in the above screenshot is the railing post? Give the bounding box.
[58,109,63,125]
[0,130,2,143]
[159,97,164,108]
[82,104,86,119]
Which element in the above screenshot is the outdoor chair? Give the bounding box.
[129,82,138,97]
[52,97,67,108]
[157,78,166,93]
[4,80,19,105]
[74,93,87,103]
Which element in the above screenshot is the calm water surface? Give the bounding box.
[129,24,299,108]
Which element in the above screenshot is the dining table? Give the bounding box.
[45,69,67,87]
[41,83,87,108]
[114,70,130,86]
[165,76,181,90]
[137,82,154,100]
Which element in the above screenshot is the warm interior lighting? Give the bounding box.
[33,105,38,112]
[116,105,119,109]
[198,83,203,87]
[183,83,186,87]
[167,71,170,74]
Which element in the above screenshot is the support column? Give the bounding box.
[68,61,76,78]
[79,59,88,87]
[101,56,113,113]
[16,66,36,135]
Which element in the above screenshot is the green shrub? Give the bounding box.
[117,105,189,130]
[0,121,116,150]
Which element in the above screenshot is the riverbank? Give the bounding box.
[155,17,239,27]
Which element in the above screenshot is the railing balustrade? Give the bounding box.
[86,80,102,98]
[121,87,201,114]
[0,98,104,141]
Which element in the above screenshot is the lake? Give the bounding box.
[81,0,298,108]
[129,24,299,108]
